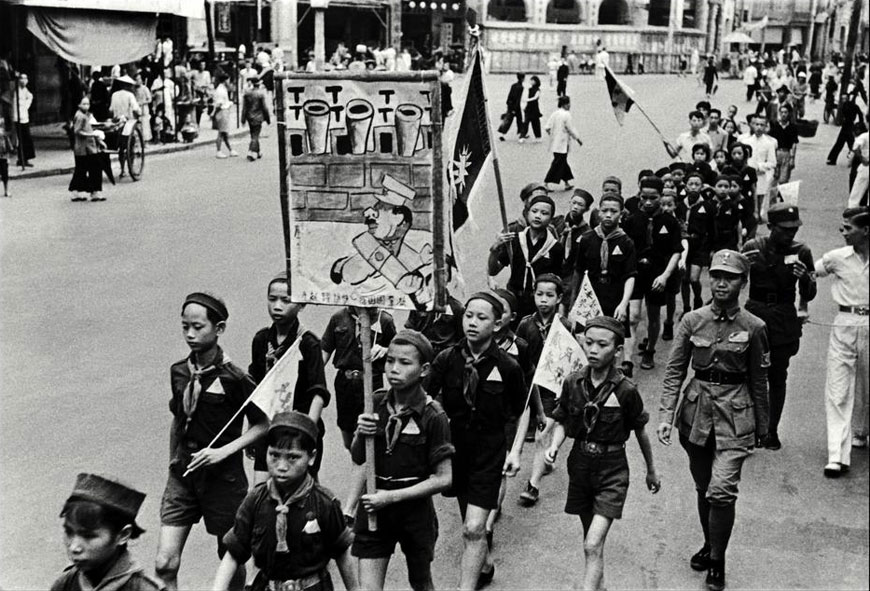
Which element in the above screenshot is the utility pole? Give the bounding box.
[807,0,819,59]
[665,0,677,74]
[205,0,215,62]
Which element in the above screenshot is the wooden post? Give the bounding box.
[275,78,293,281]
[430,78,446,312]
[359,309,378,531]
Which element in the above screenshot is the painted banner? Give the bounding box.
[532,318,587,395]
[777,180,800,205]
[277,72,445,310]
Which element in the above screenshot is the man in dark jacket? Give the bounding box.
[498,73,525,141]
[241,76,271,161]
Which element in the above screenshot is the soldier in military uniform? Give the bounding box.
[741,203,817,450]
[658,249,769,591]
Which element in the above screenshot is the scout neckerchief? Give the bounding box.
[594,225,627,278]
[534,312,558,345]
[74,548,147,591]
[459,341,490,410]
[269,473,315,553]
[384,391,428,455]
[562,213,589,260]
[517,227,558,291]
[498,332,519,357]
[183,349,230,433]
[266,318,302,371]
[582,368,620,437]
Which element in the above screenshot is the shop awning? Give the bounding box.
[27,7,158,65]
[7,0,204,19]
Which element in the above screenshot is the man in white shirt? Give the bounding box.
[667,110,711,162]
[544,95,582,190]
[594,46,609,80]
[743,61,758,102]
[12,73,34,167]
[109,75,141,175]
[738,113,778,219]
[814,207,870,478]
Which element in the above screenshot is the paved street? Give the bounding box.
[1,74,867,590]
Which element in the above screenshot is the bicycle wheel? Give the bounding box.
[127,126,145,180]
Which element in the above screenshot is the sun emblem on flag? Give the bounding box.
[451,145,472,193]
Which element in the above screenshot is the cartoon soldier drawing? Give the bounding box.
[331,174,433,303]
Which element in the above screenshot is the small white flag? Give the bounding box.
[568,273,604,327]
[532,319,587,395]
[247,338,305,419]
[777,180,800,205]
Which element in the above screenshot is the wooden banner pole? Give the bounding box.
[359,309,378,532]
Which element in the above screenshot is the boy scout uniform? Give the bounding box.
[742,203,816,445]
[659,250,769,588]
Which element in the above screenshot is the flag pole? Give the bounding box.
[606,66,673,156]
[360,308,378,532]
[473,37,509,233]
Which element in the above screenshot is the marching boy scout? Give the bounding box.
[742,203,816,450]
[545,316,660,591]
[214,412,358,591]
[813,207,870,478]
[351,330,454,591]
[658,250,770,591]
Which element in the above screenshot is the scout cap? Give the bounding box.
[269,411,319,444]
[640,176,664,192]
[183,292,228,321]
[572,188,594,207]
[709,249,749,275]
[64,473,146,536]
[585,316,625,343]
[669,162,688,173]
[391,329,435,363]
[527,193,555,213]
[465,291,504,318]
[767,203,802,227]
[269,270,288,289]
[519,182,548,202]
[493,288,518,315]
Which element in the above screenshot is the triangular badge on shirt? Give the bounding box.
[698,205,706,214]
[401,419,421,435]
[205,379,225,395]
[612,245,623,256]
[603,393,621,408]
[487,367,503,383]
[658,225,669,234]
[302,519,321,534]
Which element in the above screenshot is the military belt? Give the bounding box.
[695,369,746,385]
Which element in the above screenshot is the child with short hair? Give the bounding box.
[545,316,660,591]
[684,189,714,312]
[516,274,573,506]
[249,272,330,483]
[562,189,594,275]
[351,330,455,591]
[322,306,395,451]
[426,292,528,589]
[730,174,757,242]
[52,473,163,591]
[214,412,358,591]
[710,174,741,253]
[156,292,269,591]
[659,191,690,340]
[488,193,566,321]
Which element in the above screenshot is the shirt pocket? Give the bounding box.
[690,336,715,367]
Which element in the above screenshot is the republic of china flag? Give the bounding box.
[448,46,493,231]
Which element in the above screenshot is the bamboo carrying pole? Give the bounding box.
[359,310,378,531]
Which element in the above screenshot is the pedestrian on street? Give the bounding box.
[212,73,236,158]
[109,75,141,178]
[543,96,582,191]
[738,114,778,220]
[0,117,11,197]
[546,315,660,591]
[212,412,358,591]
[813,207,869,478]
[658,249,770,591]
[133,72,153,143]
[667,111,712,162]
[519,75,542,143]
[743,61,759,102]
[51,473,163,591]
[703,56,719,97]
[768,104,799,186]
[556,57,569,98]
[742,204,817,450]
[155,292,269,591]
[68,97,104,202]
[240,76,270,161]
[12,73,34,167]
[425,292,528,591]
[827,90,862,165]
[351,331,454,591]
[498,73,525,142]
[848,128,869,207]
